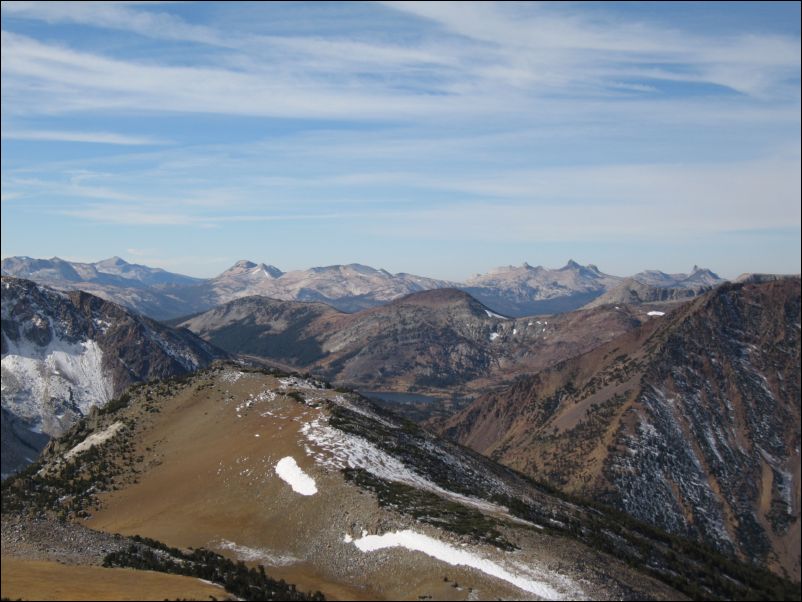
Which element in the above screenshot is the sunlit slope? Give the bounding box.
[7,364,796,600]
[82,368,629,600]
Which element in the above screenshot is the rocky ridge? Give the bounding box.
[441,278,801,580]
[177,288,657,401]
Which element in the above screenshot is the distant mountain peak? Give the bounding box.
[562,259,582,270]
[258,263,283,278]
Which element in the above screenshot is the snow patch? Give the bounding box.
[220,370,244,383]
[275,456,317,495]
[217,539,298,566]
[346,529,574,599]
[1,336,113,430]
[64,421,124,460]
[489,332,500,342]
[301,415,505,515]
[484,309,506,319]
[330,394,397,428]
[647,311,665,317]
[278,376,325,390]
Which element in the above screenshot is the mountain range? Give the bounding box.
[2,255,726,320]
[1,268,800,599]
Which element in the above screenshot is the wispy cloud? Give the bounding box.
[1,1,225,46]
[1,30,470,120]
[2,0,799,123]
[2,129,168,145]
[381,1,801,98]
[1,2,799,277]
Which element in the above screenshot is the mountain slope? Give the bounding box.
[1,276,227,477]
[585,266,726,309]
[584,277,715,308]
[178,289,653,399]
[3,364,796,600]
[632,266,725,288]
[1,256,201,288]
[203,261,455,313]
[1,256,204,319]
[441,278,802,579]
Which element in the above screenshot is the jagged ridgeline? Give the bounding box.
[2,255,726,320]
[2,364,798,600]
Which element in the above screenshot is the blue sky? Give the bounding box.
[1,1,800,280]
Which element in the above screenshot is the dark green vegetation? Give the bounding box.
[343,467,515,551]
[104,535,324,601]
[1,414,140,520]
[201,315,326,365]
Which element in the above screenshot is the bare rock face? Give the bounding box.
[442,278,801,580]
[1,276,227,477]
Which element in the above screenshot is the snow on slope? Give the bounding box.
[300,411,507,515]
[275,456,318,495]
[1,334,113,434]
[64,421,124,460]
[345,529,573,599]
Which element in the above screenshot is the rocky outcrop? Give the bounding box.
[583,277,715,308]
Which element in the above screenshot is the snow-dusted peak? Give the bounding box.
[97,256,129,267]
[682,267,724,287]
[234,259,257,269]
[259,264,284,279]
[218,260,259,276]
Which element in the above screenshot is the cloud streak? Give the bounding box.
[2,129,168,145]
